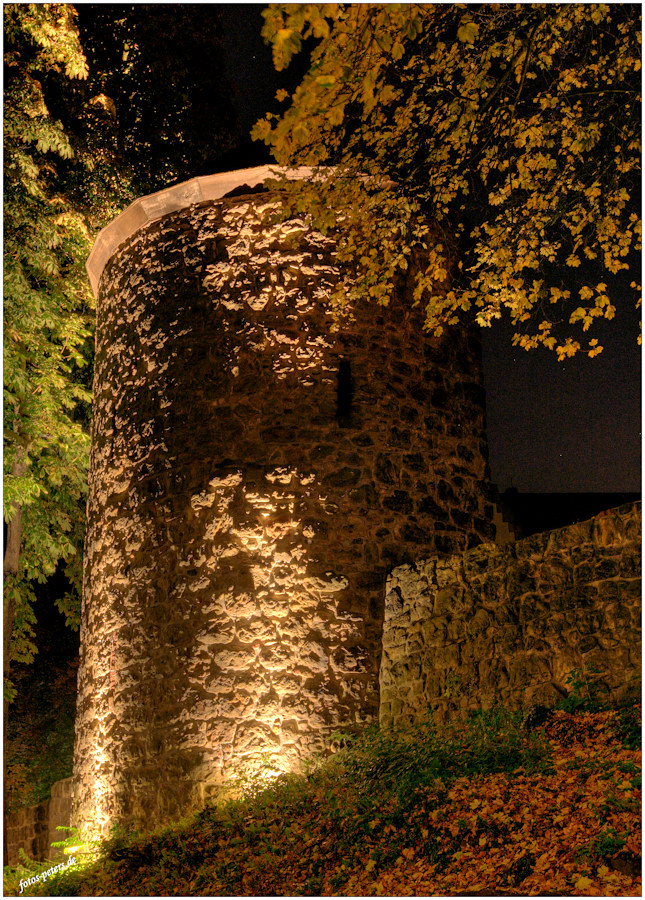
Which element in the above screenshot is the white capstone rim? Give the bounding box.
[86,165,315,297]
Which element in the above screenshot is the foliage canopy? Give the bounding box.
[253,3,642,358]
[4,3,94,676]
[68,5,239,201]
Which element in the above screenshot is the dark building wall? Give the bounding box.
[74,189,493,838]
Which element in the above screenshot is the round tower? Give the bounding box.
[74,167,494,839]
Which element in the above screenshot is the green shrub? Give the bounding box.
[556,667,608,714]
[612,705,641,750]
[332,702,550,803]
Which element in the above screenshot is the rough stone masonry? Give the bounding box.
[74,168,494,840]
[380,502,641,729]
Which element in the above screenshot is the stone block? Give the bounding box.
[323,467,362,488]
[469,607,491,634]
[593,508,630,545]
[383,490,414,514]
[431,587,459,616]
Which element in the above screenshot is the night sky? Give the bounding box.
[215,5,641,495]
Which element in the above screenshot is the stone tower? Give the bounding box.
[74,167,494,840]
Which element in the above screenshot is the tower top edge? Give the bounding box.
[85,165,315,297]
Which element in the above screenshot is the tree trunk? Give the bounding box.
[3,453,27,867]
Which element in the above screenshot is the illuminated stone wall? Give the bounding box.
[5,777,73,866]
[380,502,641,729]
[74,184,493,838]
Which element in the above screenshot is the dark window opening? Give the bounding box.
[337,359,353,427]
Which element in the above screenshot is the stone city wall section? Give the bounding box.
[74,168,493,840]
[5,777,73,867]
[380,502,641,729]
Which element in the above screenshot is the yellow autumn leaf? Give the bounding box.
[328,105,345,126]
[575,875,593,890]
[292,122,309,144]
[457,21,479,43]
[89,93,116,117]
[311,17,330,39]
[251,117,272,141]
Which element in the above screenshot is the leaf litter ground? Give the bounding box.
[12,704,641,897]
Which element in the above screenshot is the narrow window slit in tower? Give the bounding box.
[337,359,353,427]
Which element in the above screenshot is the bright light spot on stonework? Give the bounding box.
[231,749,294,797]
[85,739,112,842]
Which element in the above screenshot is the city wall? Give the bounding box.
[5,777,73,868]
[380,502,641,728]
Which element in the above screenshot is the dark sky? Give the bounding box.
[216,4,641,494]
